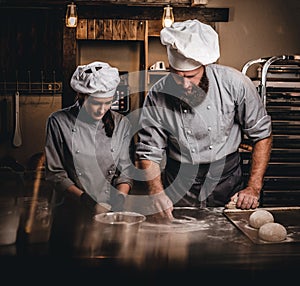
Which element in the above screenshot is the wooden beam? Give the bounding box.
[0,1,196,8]
[0,3,229,23]
[78,6,229,22]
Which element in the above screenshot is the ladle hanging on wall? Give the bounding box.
[12,70,22,147]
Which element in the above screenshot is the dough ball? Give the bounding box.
[258,222,287,242]
[249,209,274,229]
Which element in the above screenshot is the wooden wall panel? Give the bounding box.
[76,19,146,41]
[148,20,162,37]
[121,20,129,40]
[0,9,63,83]
[136,21,146,40]
[95,20,104,39]
[76,19,87,39]
[112,20,122,40]
[87,19,96,39]
[128,20,138,40]
[62,26,76,108]
[103,20,113,40]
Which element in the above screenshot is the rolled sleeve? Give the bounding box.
[135,142,165,164]
[54,178,74,193]
[135,90,168,164]
[243,114,272,142]
[113,176,133,188]
[236,74,273,142]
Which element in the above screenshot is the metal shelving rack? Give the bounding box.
[242,54,300,207]
[0,81,62,95]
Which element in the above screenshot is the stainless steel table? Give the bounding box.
[1,205,300,285]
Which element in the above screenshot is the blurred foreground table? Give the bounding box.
[1,204,300,285]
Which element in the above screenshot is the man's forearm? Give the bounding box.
[135,160,164,194]
[116,183,131,195]
[247,135,273,193]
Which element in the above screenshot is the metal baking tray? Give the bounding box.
[223,206,300,244]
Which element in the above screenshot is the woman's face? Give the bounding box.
[83,95,114,120]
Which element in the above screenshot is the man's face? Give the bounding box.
[170,66,203,95]
[84,96,114,120]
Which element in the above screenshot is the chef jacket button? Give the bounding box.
[183,109,187,113]
[105,189,109,193]
[207,105,211,110]
[187,130,192,135]
[72,128,77,132]
[75,150,80,154]
[78,172,82,176]
[209,145,213,150]
[191,148,195,153]
[111,148,115,152]
[208,126,212,131]
[108,170,113,175]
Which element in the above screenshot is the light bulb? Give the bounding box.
[162,5,174,28]
[65,2,78,28]
[67,17,77,27]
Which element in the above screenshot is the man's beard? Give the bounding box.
[178,67,209,108]
[180,84,207,107]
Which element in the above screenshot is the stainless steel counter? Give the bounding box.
[1,205,300,285]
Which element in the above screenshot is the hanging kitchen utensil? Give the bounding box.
[12,71,22,147]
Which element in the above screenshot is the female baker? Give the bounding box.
[45,61,133,216]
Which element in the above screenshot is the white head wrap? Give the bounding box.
[70,61,120,98]
[160,19,220,71]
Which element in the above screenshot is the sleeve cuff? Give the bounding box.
[135,142,165,164]
[55,178,75,193]
[243,115,272,142]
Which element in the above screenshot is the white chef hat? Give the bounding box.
[70,61,120,98]
[160,19,220,71]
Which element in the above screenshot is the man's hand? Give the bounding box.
[226,136,272,210]
[135,160,174,222]
[229,187,260,210]
[146,191,174,223]
[232,136,271,210]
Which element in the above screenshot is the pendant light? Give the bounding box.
[162,5,174,28]
[65,2,78,28]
